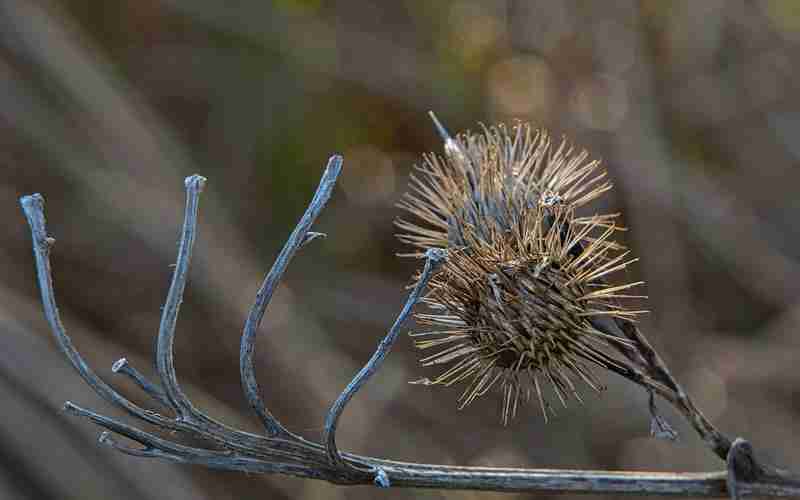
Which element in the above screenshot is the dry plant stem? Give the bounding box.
[20,193,178,430]
[614,319,732,459]
[157,174,206,419]
[150,174,323,460]
[19,166,800,497]
[111,357,171,410]
[20,172,332,460]
[558,212,729,459]
[148,174,301,452]
[323,247,446,476]
[241,155,343,439]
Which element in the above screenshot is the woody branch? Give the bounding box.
[19,158,800,498]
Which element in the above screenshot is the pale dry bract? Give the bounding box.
[398,119,646,423]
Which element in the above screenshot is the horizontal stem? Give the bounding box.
[63,400,800,497]
[371,463,799,497]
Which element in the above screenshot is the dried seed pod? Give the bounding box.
[398,115,646,423]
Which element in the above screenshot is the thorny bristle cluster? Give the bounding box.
[397,114,646,424]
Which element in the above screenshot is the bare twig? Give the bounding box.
[240,155,342,439]
[323,247,446,479]
[19,164,800,497]
[613,318,733,460]
[156,174,206,419]
[20,193,180,431]
[111,358,170,410]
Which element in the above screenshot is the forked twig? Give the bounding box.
[111,358,170,410]
[241,155,342,439]
[18,159,800,497]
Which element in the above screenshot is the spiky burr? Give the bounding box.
[398,114,646,423]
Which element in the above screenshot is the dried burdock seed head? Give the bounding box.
[398,114,646,424]
[397,112,618,255]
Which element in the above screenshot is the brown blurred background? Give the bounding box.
[1,1,800,499]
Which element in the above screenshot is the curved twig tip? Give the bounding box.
[373,467,391,488]
[184,174,207,191]
[156,172,208,418]
[20,192,45,208]
[322,155,344,186]
[98,431,113,445]
[321,155,344,183]
[328,154,344,168]
[111,358,128,373]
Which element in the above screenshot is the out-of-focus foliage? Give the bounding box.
[1,1,799,499]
